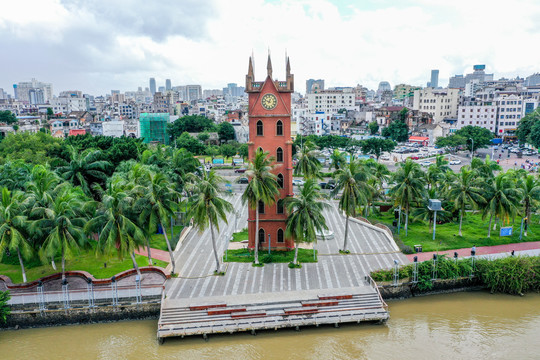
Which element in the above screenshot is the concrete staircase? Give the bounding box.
[157,286,388,340]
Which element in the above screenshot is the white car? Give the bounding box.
[421,161,432,167]
[449,159,462,165]
[292,179,305,186]
[380,154,390,160]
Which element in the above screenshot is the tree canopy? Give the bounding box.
[0,110,17,125]
[218,122,236,142]
[520,109,540,147]
[360,138,395,160]
[167,115,216,141]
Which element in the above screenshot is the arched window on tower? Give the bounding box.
[258,200,265,214]
[277,199,284,214]
[277,229,284,243]
[277,173,284,189]
[259,228,265,243]
[276,120,283,136]
[276,147,283,162]
[257,120,263,136]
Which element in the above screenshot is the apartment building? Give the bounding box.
[306,89,356,113]
[413,88,460,123]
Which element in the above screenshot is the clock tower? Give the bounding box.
[245,54,295,250]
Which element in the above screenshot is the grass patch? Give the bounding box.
[149,225,184,251]
[0,251,168,284]
[231,228,248,242]
[224,248,317,263]
[367,211,540,252]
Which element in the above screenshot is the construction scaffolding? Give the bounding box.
[139,112,169,144]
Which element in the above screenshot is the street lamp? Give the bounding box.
[469,137,474,158]
[428,199,442,243]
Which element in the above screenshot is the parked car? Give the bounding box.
[237,177,249,184]
[234,168,247,173]
[380,154,390,161]
[421,161,432,167]
[449,159,462,165]
[410,156,420,160]
[319,181,336,190]
[292,179,305,186]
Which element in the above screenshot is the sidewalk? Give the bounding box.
[135,246,171,263]
[406,241,540,262]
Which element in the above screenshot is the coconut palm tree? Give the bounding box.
[471,155,501,179]
[481,173,522,238]
[294,140,322,179]
[365,159,390,211]
[136,171,179,273]
[426,155,450,190]
[170,148,200,192]
[329,149,347,171]
[56,145,111,198]
[0,188,32,283]
[241,149,279,264]
[85,178,146,277]
[516,173,540,236]
[285,179,328,265]
[331,158,373,251]
[186,169,232,273]
[447,167,486,236]
[32,186,89,281]
[389,159,426,236]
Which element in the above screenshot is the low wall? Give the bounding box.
[1,303,161,330]
[379,277,485,300]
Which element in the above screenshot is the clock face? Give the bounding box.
[261,93,277,110]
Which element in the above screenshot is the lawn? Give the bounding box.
[224,248,317,263]
[367,210,540,252]
[0,251,168,284]
[149,225,184,251]
[231,228,248,242]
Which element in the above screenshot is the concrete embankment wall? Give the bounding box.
[1,302,160,330]
[379,277,485,300]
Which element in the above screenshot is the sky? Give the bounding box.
[1,0,539,96]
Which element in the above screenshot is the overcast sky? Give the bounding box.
[1,0,539,96]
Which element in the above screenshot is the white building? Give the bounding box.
[496,94,523,136]
[306,89,357,113]
[102,120,125,137]
[15,78,53,103]
[457,101,498,132]
[413,88,460,123]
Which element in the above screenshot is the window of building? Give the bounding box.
[259,228,265,243]
[277,229,284,243]
[277,173,284,188]
[276,147,283,162]
[277,199,284,214]
[258,200,265,214]
[276,120,283,136]
[257,120,263,136]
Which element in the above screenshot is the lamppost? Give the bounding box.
[428,199,442,245]
[469,137,474,159]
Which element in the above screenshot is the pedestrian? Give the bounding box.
[472,245,476,256]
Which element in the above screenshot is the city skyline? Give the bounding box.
[1,0,539,95]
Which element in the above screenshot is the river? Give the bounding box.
[1,292,540,359]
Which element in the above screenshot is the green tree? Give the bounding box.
[471,155,501,179]
[516,173,540,236]
[46,107,54,120]
[238,144,249,159]
[516,108,540,144]
[481,173,522,238]
[435,134,467,152]
[175,132,206,155]
[294,140,322,179]
[167,115,216,140]
[136,172,179,273]
[86,179,146,277]
[169,148,200,192]
[241,150,279,264]
[447,167,486,236]
[218,122,236,142]
[0,132,63,164]
[329,149,347,171]
[32,186,89,281]
[0,188,32,283]
[526,114,540,149]
[197,132,210,143]
[220,143,237,159]
[389,160,426,236]
[0,110,17,125]
[56,146,111,198]
[455,126,494,152]
[360,138,395,161]
[0,161,31,191]
[331,158,373,250]
[205,145,220,161]
[381,121,409,142]
[285,179,328,265]
[368,121,379,135]
[186,169,232,273]
[0,290,10,324]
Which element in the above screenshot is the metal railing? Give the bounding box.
[365,275,389,311]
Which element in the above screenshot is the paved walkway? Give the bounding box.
[135,246,171,263]
[406,241,540,262]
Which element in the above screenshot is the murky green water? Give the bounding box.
[1,291,540,359]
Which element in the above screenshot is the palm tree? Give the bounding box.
[331,158,372,251]
[285,179,328,265]
[447,167,486,236]
[389,159,426,236]
[481,173,522,238]
[170,148,200,192]
[426,155,450,190]
[471,155,501,179]
[0,188,32,283]
[187,169,232,273]
[241,150,279,264]
[516,173,540,236]
[329,149,347,171]
[365,159,390,212]
[136,171,179,273]
[32,186,89,281]
[56,145,111,198]
[85,178,146,277]
[294,140,322,179]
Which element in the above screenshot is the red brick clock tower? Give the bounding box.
[245,54,295,250]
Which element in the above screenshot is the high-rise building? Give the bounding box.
[139,112,170,144]
[306,79,325,94]
[427,70,439,88]
[185,85,202,101]
[245,54,294,250]
[149,78,156,95]
[165,79,172,91]
[14,78,53,103]
[449,65,493,89]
